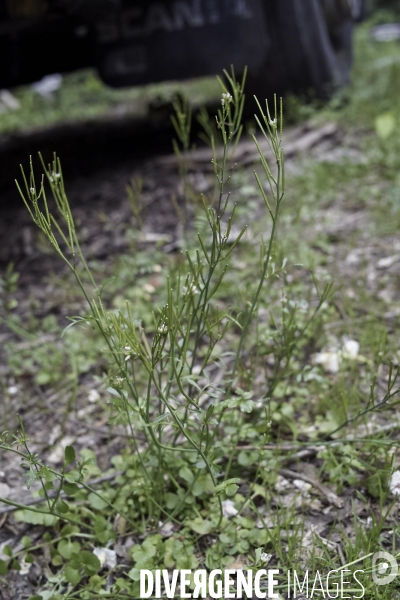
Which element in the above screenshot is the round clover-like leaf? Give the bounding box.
[88,492,108,510]
[55,500,69,514]
[69,550,101,576]
[187,517,213,535]
[64,563,82,585]
[127,567,141,581]
[57,539,81,560]
[63,482,80,496]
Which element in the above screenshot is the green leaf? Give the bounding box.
[249,528,268,544]
[94,523,116,545]
[175,552,198,570]
[64,445,76,466]
[106,387,123,399]
[192,475,214,497]
[375,112,396,140]
[22,536,32,548]
[63,482,80,496]
[179,465,194,484]
[238,451,259,466]
[88,492,108,510]
[15,510,58,526]
[52,555,64,567]
[39,593,62,600]
[219,533,232,544]
[187,517,213,535]
[69,551,101,576]
[89,574,104,590]
[127,567,141,581]
[64,563,82,585]
[205,405,214,422]
[64,470,81,483]
[57,539,81,560]
[0,560,8,575]
[11,559,20,570]
[148,413,170,427]
[240,399,256,413]
[165,493,179,509]
[2,545,12,557]
[235,516,255,529]
[60,525,80,537]
[42,481,55,492]
[36,371,51,385]
[131,538,159,568]
[225,483,239,496]
[185,378,201,391]
[214,478,241,496]
[365,473,385,498]
[55,500,69,514]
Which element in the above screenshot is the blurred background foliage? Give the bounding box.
[369,0,400,16]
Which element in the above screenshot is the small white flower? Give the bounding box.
[7,386,18,395]
[124,345,137,361]
[30,187,35,195]
[260,552,272,564]
[269,118,277,127]
[221,92,232,106]
[92,547,117,569]
[51,171,61,182]
[389,470,400,496]
[221,499,238,518]
[158,323,168,335]
[183,282,199,295]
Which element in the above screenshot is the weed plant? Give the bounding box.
[1,69,400,599]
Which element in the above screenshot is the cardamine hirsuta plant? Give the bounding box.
[2,68,395,543]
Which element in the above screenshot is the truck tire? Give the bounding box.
[246,0,353,107]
